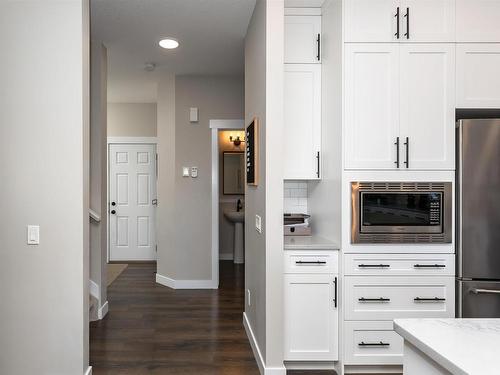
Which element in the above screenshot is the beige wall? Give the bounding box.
[90,41,108,309]
[108,102,157,137]
[156,75,244,281]
[0,1,89,374]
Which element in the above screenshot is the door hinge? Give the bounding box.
[155,153,159,177]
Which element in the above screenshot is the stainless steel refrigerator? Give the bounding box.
[457,119,500,318]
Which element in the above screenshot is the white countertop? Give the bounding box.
[284,235,339,250]
[394,319,500,375]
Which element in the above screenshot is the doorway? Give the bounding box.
[108,141,157,261]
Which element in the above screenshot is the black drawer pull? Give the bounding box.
[358,297,391,302]
[414,297,446,302]
[358,264,390,268]
[414,264,446,268]
[295,261,326,265]
[359,341,390,347]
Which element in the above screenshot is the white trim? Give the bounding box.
[209,119,245,129]
[210,119,245,290]
[156,273,217,289]
[98,301,109,320]
[107,136,158,144]
[284,361,335,370]
[284,7,322,16]
[89,280,100,301]
[84,366,92,375]
[219,253,234,261]
[243,312,286,375]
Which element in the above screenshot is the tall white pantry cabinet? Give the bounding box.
[342,0,500,372]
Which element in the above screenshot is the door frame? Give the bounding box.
[210,120,245,287]
[107,137,158,262]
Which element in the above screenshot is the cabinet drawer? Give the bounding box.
[284,251,338,274]
[344,321,403,365]
[344,254,455,276]
[345,276,454,321]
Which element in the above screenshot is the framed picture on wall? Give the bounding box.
[246,117,259,186]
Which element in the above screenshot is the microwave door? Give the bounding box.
[458,120,500,280]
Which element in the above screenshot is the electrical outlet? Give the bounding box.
[255,214,262,233]
[247,289,251,307]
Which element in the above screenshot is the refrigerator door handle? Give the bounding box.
[471,288,500,295]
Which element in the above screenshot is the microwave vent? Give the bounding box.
[357,182,446,191]
[356,233,446,244]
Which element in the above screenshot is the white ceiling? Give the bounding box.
[91,0,256,103]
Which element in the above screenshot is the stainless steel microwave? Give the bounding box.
[351,182,452,244]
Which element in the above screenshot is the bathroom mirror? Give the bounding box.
[223,151,245,195]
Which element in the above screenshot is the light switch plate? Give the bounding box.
[182,167,190,177]
[27,225,40,245]
[189,107,199,123]
[247,289,251,307]
[255,214,262,233]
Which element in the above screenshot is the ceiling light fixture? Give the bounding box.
[159,38,179,49]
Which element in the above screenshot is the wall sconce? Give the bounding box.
[230,135,245,146]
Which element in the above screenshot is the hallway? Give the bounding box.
[90,262,258,374]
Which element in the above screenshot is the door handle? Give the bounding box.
[404,137,409,168]
[471,288,500,295]
[110,210,116,215]
[403,7,410,39]
[111,201,116,206]
[359,341,390,347]
[414,297,446,302]
[316,151,320,178]
[394,7,400,39]
[316,33,321,61]
[358,297,391,302]
[152,199,158,206]
[394,137,400,168]
[333,277,338,308]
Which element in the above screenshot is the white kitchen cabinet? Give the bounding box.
[344,44,400,170]
[284,64,321,179]
[345,43,455,170]
[344,0,455,43]
[345,0,399,42]
[456,0,500,42]
[284,273,339,360]
[457,44,500,108]
[285,15,321,63]
[399,44,455,170]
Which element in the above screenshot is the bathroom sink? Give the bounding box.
[224,210,245,223]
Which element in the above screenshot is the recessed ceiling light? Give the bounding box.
[159,38,179,49]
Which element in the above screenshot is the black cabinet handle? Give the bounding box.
[404,7,410,39]
[358,297,391,302]
[316,151,320,178]
[394,137,400,168]
[358,264,390,268]
[414,297,446,302]
[316,34,321,61]
[414,264,446,268]
[111,201,116,206]
[404,137,409,168]
[295,261,326,265]
[359,341,390,347]
[394,7,400,39]
[333,277,338,308]
[110,210,116,215]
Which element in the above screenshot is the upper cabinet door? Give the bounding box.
[457,0,500,42]
[345,44,400,170]
[285,15,322,63]
[345,0,400,42]
[399,44,456,170]
[400,0,455,42]
[284,64,322,179]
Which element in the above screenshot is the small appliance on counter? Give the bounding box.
[284,213,311,236]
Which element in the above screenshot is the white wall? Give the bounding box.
[244,0,285,371]
[0,1,90,374]
[108,102,157,137]
[90,41,108,311]
[156,75,244,282]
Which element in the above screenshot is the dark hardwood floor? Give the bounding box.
[90,261,335,375]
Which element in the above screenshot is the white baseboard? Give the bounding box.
[284,361,336,370]
[243,312,286,375]
[84,366,92,375]
[98,301,109,320]
[156,273,217,289]
[219,253,234,261]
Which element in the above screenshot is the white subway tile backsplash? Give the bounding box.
[284,181,308,214]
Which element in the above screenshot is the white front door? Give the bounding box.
[109,143,157,261]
